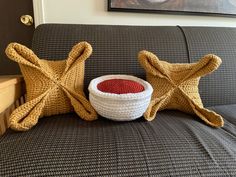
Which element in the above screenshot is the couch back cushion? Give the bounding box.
[32,24,236,107]
[182,27,236,107]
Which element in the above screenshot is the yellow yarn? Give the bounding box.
[5,42,97,131]
[138,50,224,128]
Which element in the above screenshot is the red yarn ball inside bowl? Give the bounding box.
[97,79,145,94]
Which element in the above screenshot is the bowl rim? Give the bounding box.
[88,75,153,100]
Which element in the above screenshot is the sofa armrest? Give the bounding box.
[0,75,25,135]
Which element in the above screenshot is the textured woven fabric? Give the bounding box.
[5,42,97,131]
[138,50,224,127]
[1,24,236,176]
[182,27,236,107]
[1,106,236,176]
[97,79,144,94]
[30,25,236,107]
[31,24,189,93]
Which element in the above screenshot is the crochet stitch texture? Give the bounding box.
[5,42,97,131]
[138,50,224,128]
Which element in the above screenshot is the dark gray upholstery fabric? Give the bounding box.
[182,27,236,107]
[32,24,189,91]
[1,108,236,176]
[1,24,236,176]
[31,24,236,106]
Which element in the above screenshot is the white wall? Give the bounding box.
[35,0,236,27]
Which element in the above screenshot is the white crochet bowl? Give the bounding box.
[88,75,153,121]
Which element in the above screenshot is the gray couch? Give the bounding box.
[0,24,236,176]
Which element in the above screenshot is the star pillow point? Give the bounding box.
[138,50,224,128]
[5,42,97,131]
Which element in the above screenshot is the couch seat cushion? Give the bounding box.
[1,105,236,176]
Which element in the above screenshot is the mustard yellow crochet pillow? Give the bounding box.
[5,42,97,131]
[138,50,224,128]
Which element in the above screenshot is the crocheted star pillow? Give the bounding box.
[5,42,97,131]
[138,50,224,128]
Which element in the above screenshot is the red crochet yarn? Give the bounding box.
[97,79,144,94]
